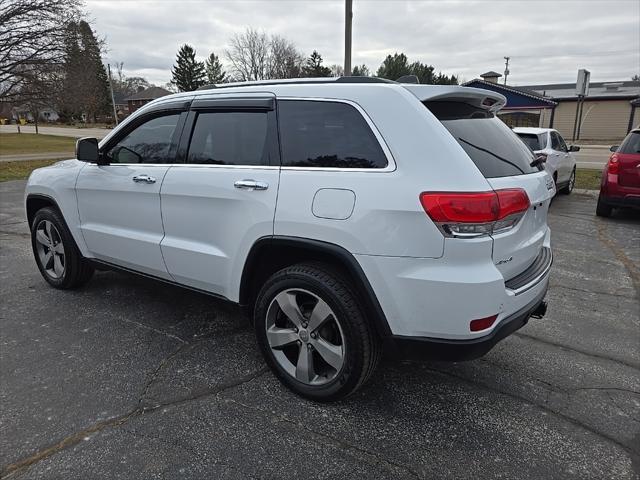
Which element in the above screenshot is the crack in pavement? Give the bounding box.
[220,396,423,479]
[0,328,265,480]
[422,365,640,458]
[514,332,640,371]
[595,221,640,298]
[549,282,637,299]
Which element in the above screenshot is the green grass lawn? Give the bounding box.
[0,133,76,155]
[0,159,60,182]
[575,169,602,191]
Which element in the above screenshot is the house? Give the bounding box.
[113,92,129,118]
[124,86,172,113]
[465,72,640,141]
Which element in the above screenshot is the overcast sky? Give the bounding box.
[87,0,640,87]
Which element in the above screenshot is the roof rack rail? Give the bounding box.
[195,76,396,91]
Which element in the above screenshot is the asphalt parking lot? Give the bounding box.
[1,179,639,479]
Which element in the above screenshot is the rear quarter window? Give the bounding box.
[278,100,388,169]
[425,101,538,178]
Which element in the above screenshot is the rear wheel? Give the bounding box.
[560,167,576,195]
[31,207,94,289]
[596,196,613,217]
[254,263,380,401]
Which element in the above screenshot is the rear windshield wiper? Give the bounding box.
[458,137,525,175]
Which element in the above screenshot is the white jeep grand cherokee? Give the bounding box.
[25,77,553,401]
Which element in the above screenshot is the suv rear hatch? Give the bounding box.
[417,92,554,281]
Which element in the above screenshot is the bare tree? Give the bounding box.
[225,28,270,81]
[0,0,82,101]
[329,64,344,77]
[268,35,304,79]
[225,28,304,81]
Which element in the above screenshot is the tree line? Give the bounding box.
[1,2,458,124]
[170,27,458,92]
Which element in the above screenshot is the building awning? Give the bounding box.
[463,79,557,110]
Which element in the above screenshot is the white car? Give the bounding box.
[513,127,579,195]
[25,78,553,401]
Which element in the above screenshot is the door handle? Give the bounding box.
[132,175,156,184]
[234,179,268,191]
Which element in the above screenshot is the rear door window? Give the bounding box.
[186,111,269,165]
[426,101,537,178]
[278,100,388,169]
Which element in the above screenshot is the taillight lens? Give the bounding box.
[420,189,530,238]
[607,154,619,174]
[470,314,498,332]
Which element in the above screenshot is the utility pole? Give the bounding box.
[107,64,119,125]
[344,0,352,76]
[503,56,510,85]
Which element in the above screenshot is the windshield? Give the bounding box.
[425,101,538,178]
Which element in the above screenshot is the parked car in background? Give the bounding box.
[513,127,579,195]
[596,129,640,217]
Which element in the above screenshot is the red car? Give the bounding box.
[596,128,640,217]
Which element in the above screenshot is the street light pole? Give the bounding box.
[107,64,119,125]
[344,0,352,76]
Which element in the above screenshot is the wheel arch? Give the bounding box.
[26,194,60,229]
[239,236,392,338]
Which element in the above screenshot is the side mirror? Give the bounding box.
[569,145,580,152]
[76,137,99,163]
[609,145,618,152]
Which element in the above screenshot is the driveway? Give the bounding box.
[1,180,638,479]
[0,125,110,139]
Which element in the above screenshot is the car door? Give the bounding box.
[159,94,280,299]
[76,105,188,279]
[555,131,572,181]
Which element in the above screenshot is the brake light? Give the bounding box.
[420,189,530,238]
[607,154,619,175]
[470,314,498,332]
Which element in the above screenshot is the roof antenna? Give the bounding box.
[396,75,419,84]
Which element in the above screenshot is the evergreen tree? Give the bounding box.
[376,52,458,85]
[301,50,331,77]
[171,44,206,91]
[77,21,111,121]
[205,52,226,84]
[59,21,112,123]
[351,64,370,76]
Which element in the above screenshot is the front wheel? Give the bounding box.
[254,263,380,402]
[31,207,94,289]
[560,167,576,195]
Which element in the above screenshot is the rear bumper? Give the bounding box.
[384,280,548,361]
[599,194,640,209]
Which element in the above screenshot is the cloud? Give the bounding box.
[88,0,640,86]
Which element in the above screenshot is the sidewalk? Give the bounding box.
[0,152,74,163]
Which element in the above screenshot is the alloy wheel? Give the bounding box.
[265,288,345,386]
[35,220,66,279]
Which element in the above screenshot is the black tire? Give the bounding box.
[560,167,576,195]
[31,207,94,289]
[254,262,380,402]
[596,196,613,217]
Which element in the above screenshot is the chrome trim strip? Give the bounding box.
[507,249,553,296]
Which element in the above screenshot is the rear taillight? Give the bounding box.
[420,189,530,238]
[607,154,619,174]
